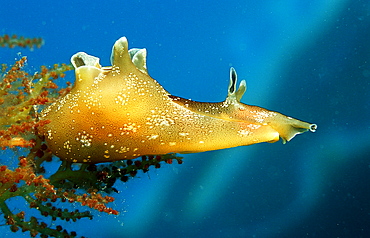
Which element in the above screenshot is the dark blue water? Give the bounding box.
[1,1,369,237]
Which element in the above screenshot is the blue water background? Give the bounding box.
[1,1,369,237]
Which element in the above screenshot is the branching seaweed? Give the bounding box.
[0,35,183,237]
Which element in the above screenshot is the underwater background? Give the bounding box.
[1,0,369,237]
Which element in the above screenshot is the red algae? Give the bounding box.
[0,35,183,237]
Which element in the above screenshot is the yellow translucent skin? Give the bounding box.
[39,37,317,163]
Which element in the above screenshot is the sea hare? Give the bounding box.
[39,37,316,163]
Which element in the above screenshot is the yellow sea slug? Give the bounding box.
[39,37,316,163]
